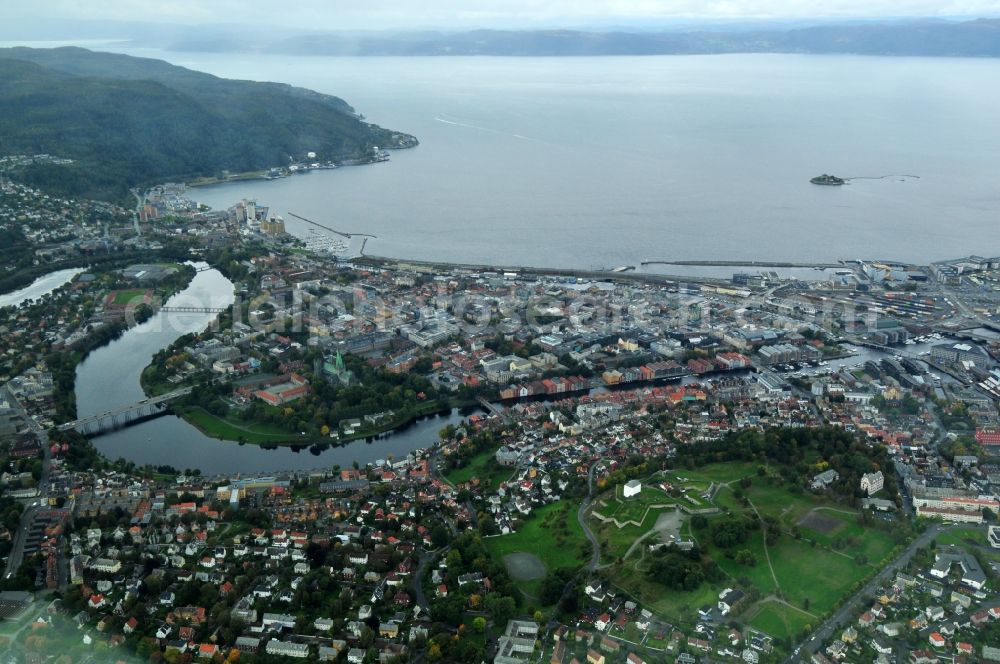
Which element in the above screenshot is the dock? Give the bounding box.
[355,255,739,288]
[641,260,843,269]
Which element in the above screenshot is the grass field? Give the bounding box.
[797,509,896,564]
[747,602,814,641]
[445,448,514,492]
[662,461,757,486]
[710,529,778,595]
[182,406,297,443]
[713,479,897,566]
[594,463,905,639]
[614,562,719,623]
[110,288,149,305]
[486,501,588,596]
[711,482,892,614]
[770,537,869,614]
[935,527,1000,562]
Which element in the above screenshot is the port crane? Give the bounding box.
[288,212,377,239]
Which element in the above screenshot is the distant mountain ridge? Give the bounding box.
[165,19,1000,57]
[0,47,416,201]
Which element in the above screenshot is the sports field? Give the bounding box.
[109,288,150,306]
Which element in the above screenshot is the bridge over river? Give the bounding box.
[158,305,230,314]
[58,387,193,435]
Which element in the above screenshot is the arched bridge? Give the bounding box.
[58,387,193,435]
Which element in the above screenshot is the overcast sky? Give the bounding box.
[3,0,1000,30]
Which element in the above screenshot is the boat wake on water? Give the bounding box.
[435,117,544,142]
[844,174,921,180]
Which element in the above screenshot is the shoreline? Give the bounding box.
[42,261,198,423]
[161,400,475,449]
[185,144,417,189]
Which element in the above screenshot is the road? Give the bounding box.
[131,188,143,234]
[549,459,605,625]
[57,385,193,432]
[784,523,950,663]
[410,550,437,616]
[578,460,604,572]
[2,385,52,582]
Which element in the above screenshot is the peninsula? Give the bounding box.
[0,47,417,202]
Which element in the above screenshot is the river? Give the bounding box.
[0,267,84,309]
[74,265,475,476]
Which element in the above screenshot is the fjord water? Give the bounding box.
[138,51,1000,267]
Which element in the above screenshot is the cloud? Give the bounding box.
[3,0,1000,29]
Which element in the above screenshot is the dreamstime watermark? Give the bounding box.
[121,283,892,344]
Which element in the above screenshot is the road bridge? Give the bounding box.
[477,397,504,417]
[850,341,925,360]
[159,306,229,314]
[57,387,193,435]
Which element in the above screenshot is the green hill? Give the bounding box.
[0,47,416,201]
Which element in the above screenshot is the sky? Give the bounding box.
[3,0,1000,31]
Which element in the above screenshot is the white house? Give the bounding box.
[623,479,642,499]
[860,471,884,496]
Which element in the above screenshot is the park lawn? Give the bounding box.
[445,447,513,491]
[799,513,897,565]
[712,486,751,514]
[744,481,819,526]
[855,530,897,565]
[111,288,149,305]
[591,485,685,560]
[593,506,679,561]
[664,461,757,486]
[769,537,867,614]
[608,485,675,523]
[596,519,647,560]
[709,529,779,597]
[797,510,859,543]
[747,602,814,641]
[659,473,711,494]
[182,406,298,443]
[613,562,719,625]
[486,501,588,574]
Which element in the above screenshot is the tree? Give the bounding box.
[473,616,487,633]
[484,594,516,624]
[430,525,450,549]
[710,516,752,549]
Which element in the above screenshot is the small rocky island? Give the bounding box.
[811,174,847,185]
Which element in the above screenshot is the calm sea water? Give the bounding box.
[116,49,1000,266]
